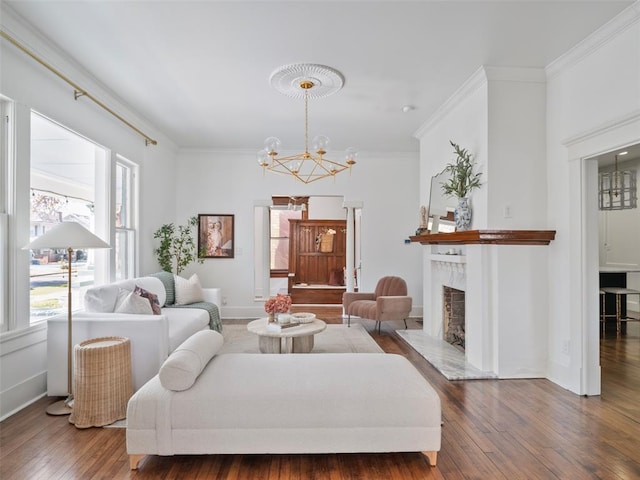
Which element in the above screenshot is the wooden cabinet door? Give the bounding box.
[289,220,346,285]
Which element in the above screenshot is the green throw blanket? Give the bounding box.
[165,302,222,332]
[150,271,222,333]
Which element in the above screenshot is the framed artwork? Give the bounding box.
[198,214,234,258]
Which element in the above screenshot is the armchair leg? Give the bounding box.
[404,319,408,329]
[347,314,351,327]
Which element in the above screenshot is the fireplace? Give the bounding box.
[420,238,552,378]
[443,286,465,349]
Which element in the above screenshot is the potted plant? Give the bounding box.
[441,141,482,231]
[153,216,204,275]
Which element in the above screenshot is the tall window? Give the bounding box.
[270,197,307,276]
[29,112,106,323]
[115,156,137,280]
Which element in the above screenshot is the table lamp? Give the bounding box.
[26,222,110,415]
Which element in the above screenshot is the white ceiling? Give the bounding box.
[4,0,634,156]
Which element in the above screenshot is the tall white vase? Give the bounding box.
[455,197,472,231]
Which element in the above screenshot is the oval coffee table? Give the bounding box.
[247,317,327,353]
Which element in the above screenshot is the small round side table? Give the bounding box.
[69,336,133,428]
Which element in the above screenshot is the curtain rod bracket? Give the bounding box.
[74,90,87,100]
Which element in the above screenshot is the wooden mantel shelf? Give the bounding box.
[409,230,556,246]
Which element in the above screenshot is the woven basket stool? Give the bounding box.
[69,336,133,428]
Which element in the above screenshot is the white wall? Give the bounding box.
[545,3,640,394]
[416,2,640,392]
[486,68,547,228]
[416,66,549,379]
[308,196,345,220]
[172,148,422,318]
[0,6,178,418]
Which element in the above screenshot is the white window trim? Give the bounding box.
[114,155,139,280]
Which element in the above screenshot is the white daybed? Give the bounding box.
[126,331,441,470]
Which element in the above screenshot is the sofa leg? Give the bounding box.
[422,451,437,466]
[404,319,408,329]
[347,315,351,327]
[130,454,146,470]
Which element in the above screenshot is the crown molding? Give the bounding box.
[546,1,640,80]
[562,109,640,149]
[483,66,546,83]
[413,66,488,140]
[413,65,546,140]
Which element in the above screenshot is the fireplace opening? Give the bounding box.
[443,286,465,350]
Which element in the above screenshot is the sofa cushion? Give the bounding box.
[174,274,204,305]
[134,285,161,315]
[134,277,166,308]
[159,330,224,391]
[115,289,154,315]
[84,276,166,312]
[167,302,222,333]
[163,307,211,351]
[84,284,121,312]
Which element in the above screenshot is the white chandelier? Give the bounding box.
[258,64,358,184]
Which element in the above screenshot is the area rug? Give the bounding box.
[218,322,383,354]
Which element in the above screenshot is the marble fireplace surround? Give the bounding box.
[410,230,555,379]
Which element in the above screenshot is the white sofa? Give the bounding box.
[47,274,221,395]
[127,331,441,470]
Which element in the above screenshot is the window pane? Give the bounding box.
[29,195,97,322]
[115,229,134,281]
[30,112,102,323]
[115,158,136,279]
[115,163,130,227]
[271,238,290,270]
[269,209,300,271]
[271,210,298,237]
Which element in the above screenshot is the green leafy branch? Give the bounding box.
[441,141,482,198]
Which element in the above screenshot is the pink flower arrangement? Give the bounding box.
[264,294,292,314]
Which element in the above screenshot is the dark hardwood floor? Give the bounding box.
[1,309,639,479]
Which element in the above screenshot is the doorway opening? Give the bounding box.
[254,196,361,305]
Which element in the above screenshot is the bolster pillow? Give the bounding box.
[159,330,224,391]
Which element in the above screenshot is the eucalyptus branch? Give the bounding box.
[441,141,482,198]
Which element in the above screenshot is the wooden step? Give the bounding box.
[290,285,345,304]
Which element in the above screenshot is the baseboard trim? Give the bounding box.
[0,371,47,421]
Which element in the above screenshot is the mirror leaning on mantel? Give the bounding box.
[427,170,457,233]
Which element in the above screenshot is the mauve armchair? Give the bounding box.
[342,276,412,333]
